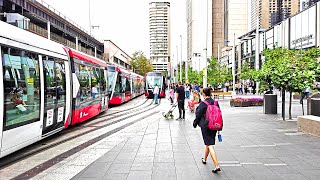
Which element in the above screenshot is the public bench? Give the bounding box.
[212,91,232,99]
[297,115,320,137]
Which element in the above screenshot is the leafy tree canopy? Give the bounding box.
[131,51,154,76]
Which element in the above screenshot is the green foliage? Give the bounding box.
[256,47,320,119]
[177,64,203,84]
[131,51,154,76]
[207,57,232,86]
[258,47,320,93]
[239,62,257,81]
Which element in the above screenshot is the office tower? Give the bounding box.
[186,0,213,71]
[149,1,171,72]
[250,0,300,30]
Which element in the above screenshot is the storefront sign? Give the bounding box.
[290,5,316,49]
[291,34,314,48]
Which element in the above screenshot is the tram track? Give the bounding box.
[0,98,162,173]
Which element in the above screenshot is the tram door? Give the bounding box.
[100,69,108,111]
[42,56,66,136]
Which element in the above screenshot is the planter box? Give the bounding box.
[251,101,264,106]
[230,101,250,107]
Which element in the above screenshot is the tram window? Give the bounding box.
[2,47,40,130]
[43,58,55,107]
[100,69,106,93]
[79,64,92,101]
[55,60,66,104]
[91,67,100,98]
[107,71,116,93]
[121,76,127,93]
[115,74,122,93]
[125,78,130,92]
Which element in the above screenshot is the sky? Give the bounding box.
[43,0,187,64]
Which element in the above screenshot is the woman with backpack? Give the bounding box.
[193,88,221,173]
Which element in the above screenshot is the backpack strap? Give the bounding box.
[203,100,210,106]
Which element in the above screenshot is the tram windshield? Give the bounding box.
[108,71,116,93]
[146,76,162,89]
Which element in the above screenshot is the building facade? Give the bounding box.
[238,1,320,77]
[186,0,213,71]
[250,0,300,30]
[149,1,171,72]
[221,0,248,67]
[104,40,131,70]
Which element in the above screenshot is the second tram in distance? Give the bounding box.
[107,65,144,105]
[145,72,166,98]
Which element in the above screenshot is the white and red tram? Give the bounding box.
[0,21,107,158]
[131,72,145,98]
[108,65,145,105]
[145,72,166,98]
[67,49,108,127]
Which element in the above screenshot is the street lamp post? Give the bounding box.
[89,0,92,36]
[176,46,179,83]
[203,0,209,88]
[232,33,236,93]
[180,35,182,83]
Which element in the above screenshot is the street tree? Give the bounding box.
[258,47,320,120]
[131,51,154,76]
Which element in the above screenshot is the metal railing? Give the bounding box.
[32,0,89,34]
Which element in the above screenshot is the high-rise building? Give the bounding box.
[221,0,248,66]
[250,0,300,30]
[212,0,225,58]
[186,0,212,71]
[149,1,171,72]
[187,0,248,69]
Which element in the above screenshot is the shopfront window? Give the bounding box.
[2,47,40,130]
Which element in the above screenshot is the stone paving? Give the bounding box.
[71,98,320,180]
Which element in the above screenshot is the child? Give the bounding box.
[169,86,174,105]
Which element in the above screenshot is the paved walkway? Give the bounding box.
[70,98,320,180]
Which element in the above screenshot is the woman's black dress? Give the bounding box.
[194,98,218,145]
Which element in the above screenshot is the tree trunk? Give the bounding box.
[289,91,292,120]
[282,90,285,121]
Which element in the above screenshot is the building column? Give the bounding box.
[47,21,50,40]
[76,37,79,51]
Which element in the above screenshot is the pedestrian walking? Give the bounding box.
[235,82,239,94]
[225,82,229,92]
[185,83,191,99]
[153,84,159,104]
[300,86,310,104]
[239,82,243,95]
[252,81,256,95]
[193,88,221,173]
[193,83,197,93]
[176,82,185,120]
[169,85,174,104]
[244,82,248,95]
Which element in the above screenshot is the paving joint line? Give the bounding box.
[11,106,161,180]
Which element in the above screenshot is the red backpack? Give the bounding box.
[203,100,223,131]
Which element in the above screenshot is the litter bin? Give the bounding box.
[311,98,320,117]
[264,94,277,114]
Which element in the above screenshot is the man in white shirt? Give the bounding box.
[92,85,98,98]
[225,82,230,92]
[153,84,159,104]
